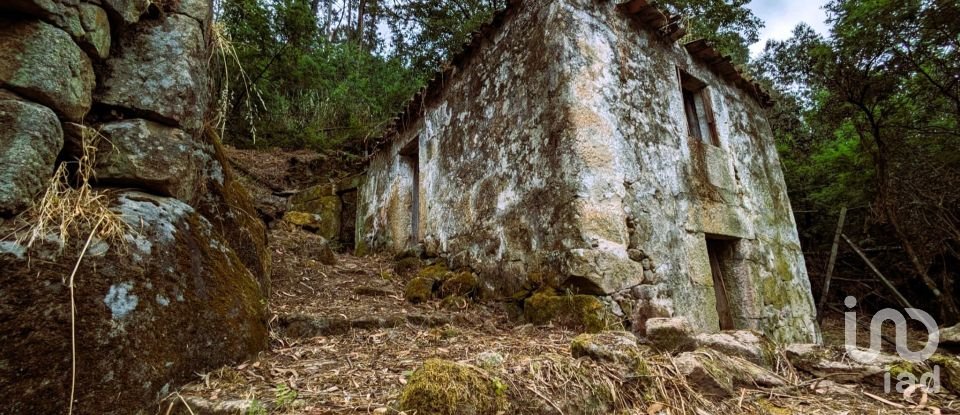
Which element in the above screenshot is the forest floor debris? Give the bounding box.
[167,223,960,414]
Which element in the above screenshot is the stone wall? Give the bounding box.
[359,0,819,343]
[555,0,819,343]
[359,0,584,296]
[0,1,271,413]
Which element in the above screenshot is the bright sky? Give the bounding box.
[746,0,831,58]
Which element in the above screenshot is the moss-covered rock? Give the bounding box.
[398,359,507,415]
[196,134,272,294]
[440,294,470,311]
[929,354,960,394]
[394,256,420,275]
[0,192,268,414]
[405,277,436,304]
[440,271,479,298]
[523,292,615,333]
[418,263,454,280]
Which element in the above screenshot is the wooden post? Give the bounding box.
[817,207,847,324]
[842,233,915,310]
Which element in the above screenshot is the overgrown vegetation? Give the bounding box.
[212,0,757,154]
[753,0,960,321]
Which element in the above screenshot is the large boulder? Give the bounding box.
[96,14,209,132]
[0,192,269,414]
[0,90,63,216]
[88,119,210,201]
[0,18,95,121]
[0,1,111,59]
[193,137,272,290]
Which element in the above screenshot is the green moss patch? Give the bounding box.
[418,263,453,280]
[523,292,615,333]
[398,359,507,415]
[394,257,420,275]
[440,271,479,298]
[404,277,436,304]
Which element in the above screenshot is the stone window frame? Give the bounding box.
[677,68,720,147]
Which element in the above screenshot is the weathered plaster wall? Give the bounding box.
[360,0,819,343]
[359,0,592,296]
[555,0,819,343]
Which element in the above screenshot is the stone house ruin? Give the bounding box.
[357,0,820,343]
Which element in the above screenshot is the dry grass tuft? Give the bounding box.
[210,21,261,144]
[11,127,128,254]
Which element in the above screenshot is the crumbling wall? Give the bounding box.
[556,0,819,343]
[358,0,587,295]
[0,1,271,413]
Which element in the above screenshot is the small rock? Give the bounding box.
[571,331,650,366]
[784,344,921,385]
[940,323,960,347]
[476,351,505,370]
[645,317,697,353]
[674,349,786,399]
[440,294,469,311]
[695,330,778,367]
[283,211,323,231]
[404,277,435,304]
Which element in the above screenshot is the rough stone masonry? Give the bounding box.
[358,0,820,344]
[0,0,271,413]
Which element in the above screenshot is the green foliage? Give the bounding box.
[213,0,507,154]
[245,399,267,415]
[755,0,960,317]
[661,0,763,66]
[274,383,298,408]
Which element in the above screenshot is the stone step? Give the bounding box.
[276,312,450,338]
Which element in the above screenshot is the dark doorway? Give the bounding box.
[707,237,737,330]
[338,189,357,250]
[399,138,420,245]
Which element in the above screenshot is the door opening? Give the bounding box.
[707,237,737,330]
[337,189,357,250]
[399,138,420,245]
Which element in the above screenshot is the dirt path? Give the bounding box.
[165,147,960,414]
[170,224,584,414]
